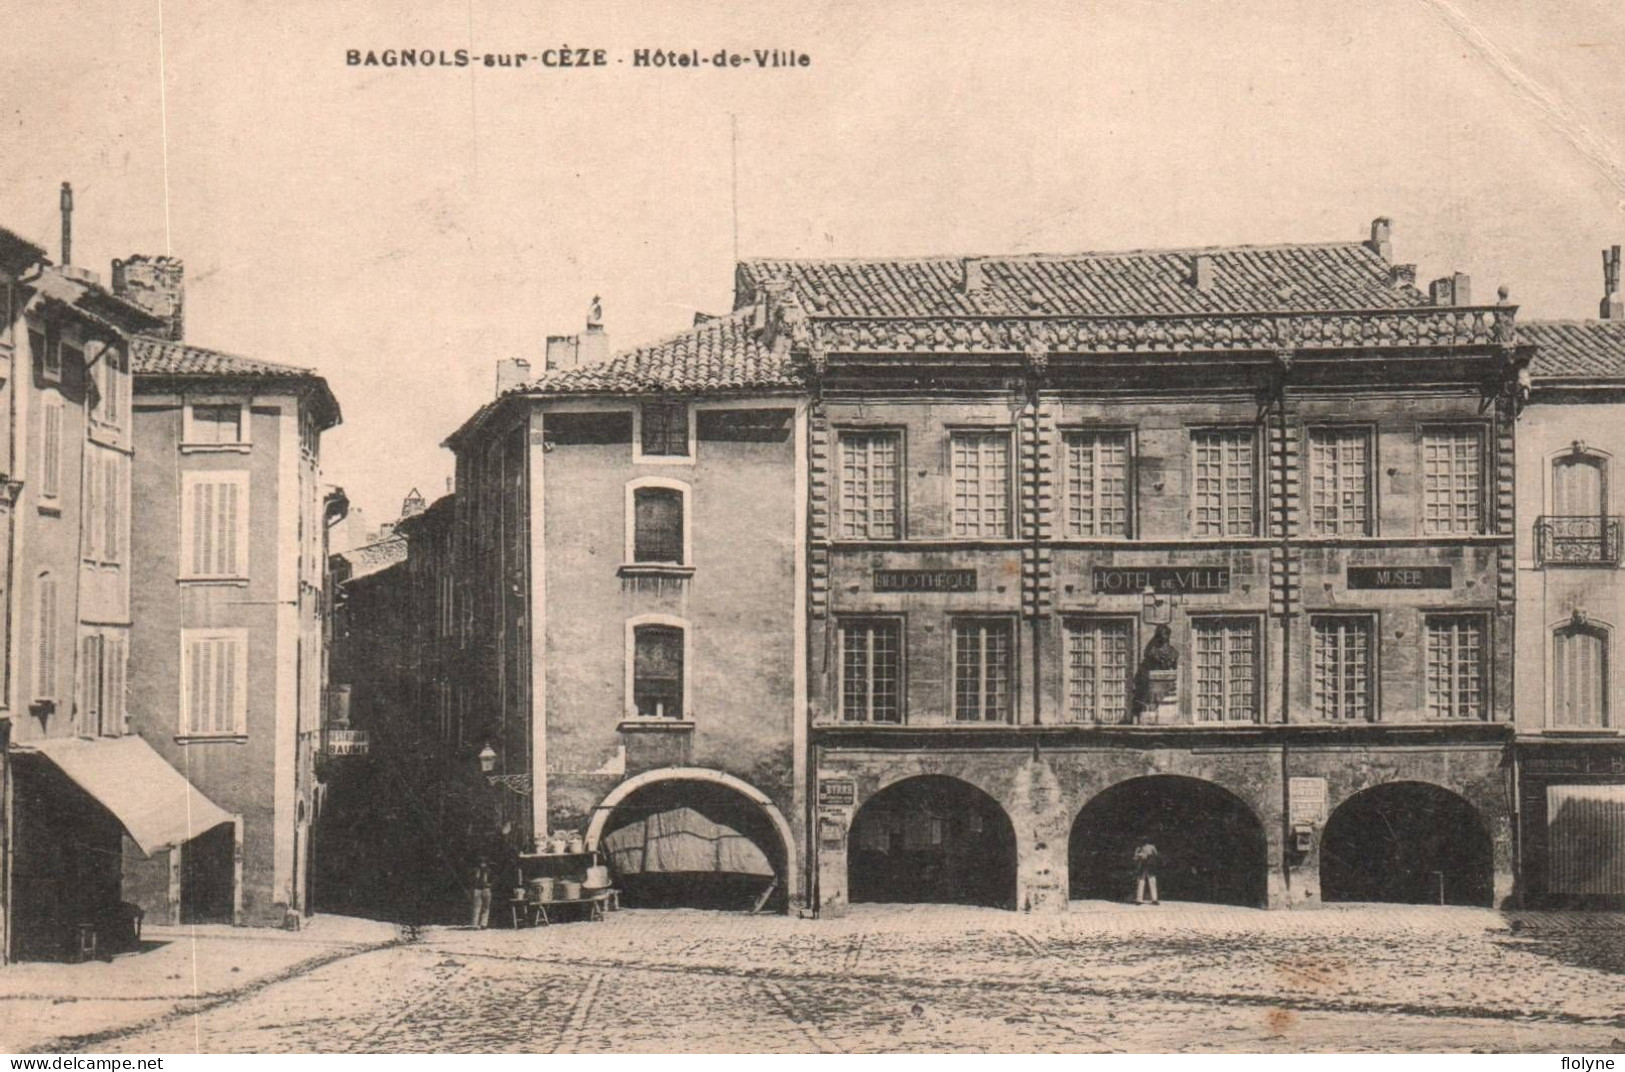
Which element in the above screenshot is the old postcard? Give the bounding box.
[1,0,1624,1057]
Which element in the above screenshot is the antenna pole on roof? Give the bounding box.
[730,112,740,264]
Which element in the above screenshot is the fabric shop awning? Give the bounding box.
[602,805,774,877]
[18,735,234,857]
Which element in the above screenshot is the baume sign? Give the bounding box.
[1092,566,1230,594]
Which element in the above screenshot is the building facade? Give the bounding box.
[1,210,238,962]
[755,223,1523,913]
[1514,262,1625,907]
[120,261,342,927]
[442,311,808,909]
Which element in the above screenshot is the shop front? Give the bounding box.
[1517,740,1625,908]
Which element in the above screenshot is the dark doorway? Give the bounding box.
[1320,782,1493,906]
[847,776,1017,908]
[1070,775,1267,907]
[600,780,786,911]
[181,822,235,924]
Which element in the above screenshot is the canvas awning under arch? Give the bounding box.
[601,804,774,877]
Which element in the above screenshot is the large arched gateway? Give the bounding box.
[847,776,1018,908]
[1070,775,1268,907]
[1319,782,1493,906]
[586,770,794,912]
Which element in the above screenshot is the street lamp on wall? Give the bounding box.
[477,743,497,775]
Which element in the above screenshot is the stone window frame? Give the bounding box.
[834,425,906,541]
[1418,424,1488,537]
[946,426,1015,540]
[1190,614,1262,723]
[181,399,253,452]
[623,475,693,568]
[950,614,1018,723]
[1061,427,1136,539]
[1305,424,1377,537]
[1421,611,1489,721]
[1060,614,1136,724]
[632,401,696,465]
[836,615,906,724]
[1307,612,1377,722]
[1189,425,1261,539]
[624,612,692,722]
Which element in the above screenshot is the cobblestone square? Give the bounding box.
[56,903,1625,1054]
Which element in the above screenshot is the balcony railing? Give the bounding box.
[1536,515,1623,567]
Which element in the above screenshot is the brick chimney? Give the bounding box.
[960,257,986,294]
[111,255,185,340]
[1367,217,1393,262]
[1602,246,1622,320]
[495,357,531,394]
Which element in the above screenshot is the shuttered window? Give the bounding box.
[1064,618,1133,723]
[40,395,62,500]
[1553,623,1609,728]
[632,486,684,564]
[78,633,127,736]
[1421,428,1484,535]
[1193,429,1257,536]
[838,431,901,540]
[83,451,124,564]
[951,431,1012,538]
[639,402,690,458]
[1064,432,1132,537]
[182,630,248,736]
[1194,617,1259,722]
[182,472,249,579]
[34,574,57,701]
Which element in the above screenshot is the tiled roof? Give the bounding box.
[131,337,342,427]
[131,337,319,378]
[513,311,802,396]
[338,534,407,580]
[738,241,1430,317]
[1523,319,1625,380]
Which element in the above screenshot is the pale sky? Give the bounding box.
[5,0,1623,527]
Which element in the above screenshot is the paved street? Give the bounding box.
[39,902,1625,1054]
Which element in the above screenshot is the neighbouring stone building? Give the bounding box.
[441,309,807,910]
[119,258,343,927]
[1513,250,1625,908]
[1,199,238,962]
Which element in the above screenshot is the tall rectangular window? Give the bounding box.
[1065,431,1132,537]
[1308,427,1372,536]
[182,472,250,579]
[40,395,62,500]
[1422,428,1484,535]
[1426,615,1485,719]
[89,342,125,431]
[1192,429,1257,536]
[77,634,124,735]
[639,402,690,458]
[1553,623,1609,728]
[182,630,248,736]
[83,452,124,564]
[632,624,684,718]
[838,431,900,540]
[1194,617,1259,722]
[1064,617,1133,723]
[632,486,684,564]
[954,618,1013,722]
[1311,616,1373,721]
[950,431,1011,538]
[840,618,902,723]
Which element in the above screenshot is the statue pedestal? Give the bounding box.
[1139,670,1179,725]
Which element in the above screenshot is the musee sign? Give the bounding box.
[1347,566,1452,590]
[1092,566,1230,595]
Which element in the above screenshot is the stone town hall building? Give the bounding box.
[419,219,1549,915]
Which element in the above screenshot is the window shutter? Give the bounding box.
[41,402,61,498]
[35,577,55,699]
[106,636,126,733]
[80,635,102,733]
[223,482,240,575]
[107,456,121,562]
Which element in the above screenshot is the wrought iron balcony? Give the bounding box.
[1536,515,1623,567]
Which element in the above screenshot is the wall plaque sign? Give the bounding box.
[1091,566,1230,594]
[1289,776,1328,824]
[818,778,857,807]
[1346,566,1452,590]
[873,569,977,593]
